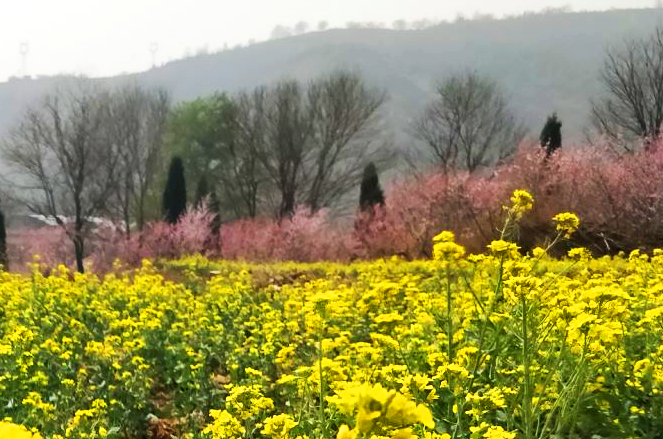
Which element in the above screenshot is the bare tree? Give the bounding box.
[2,82,119,272]
[108,86,139,235]
[413,72,526,172]
[108,85,170,235]
[590,28,663,151]
[261,80,312,218]
[412,104,459,173]
[240,71,389,218]
[317,21,329,31]
[304,71,388,211]
[228,88,267,218]
[138,88,170,228]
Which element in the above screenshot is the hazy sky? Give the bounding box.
[0,0,654,82]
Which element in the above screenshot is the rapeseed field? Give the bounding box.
[1,192,662,439]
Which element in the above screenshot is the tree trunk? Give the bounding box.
[280,191,295,218]
[124,208,131,240]
[74,231,85,273]
[0,209,7,270]
[0,244,7,271]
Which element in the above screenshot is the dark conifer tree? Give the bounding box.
[163,157,187,224]
[359,162,385,211]
[540,113,562,157]
[0,204,7,270]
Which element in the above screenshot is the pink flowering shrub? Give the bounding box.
[7,227,72,271]
[139,205,217,258]
[220,207,354,262]
[8,138,663,272]
[510,142,663,253]
[355,139,663,257]
[6,205,219,273]
[353,170,509,258]
[218,216,280,261]
[87,204,218,272]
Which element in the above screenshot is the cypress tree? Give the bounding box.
[359,162,385,211]
[163,157,187,224]
[540,113,562,158]
[0,204,7,270]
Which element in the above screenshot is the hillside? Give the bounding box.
[0,8,659,151]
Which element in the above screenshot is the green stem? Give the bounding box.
[446,265,454,363]
[453,312,491,438]
[522,294,532,439]
[318,334,325,437]
[445,264,454,424]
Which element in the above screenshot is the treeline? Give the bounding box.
[269,5,576,39]
[165,71,390,220]
[1,24,662,272]
[0,71,390,272]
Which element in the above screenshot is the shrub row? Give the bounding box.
[7,141,663,272]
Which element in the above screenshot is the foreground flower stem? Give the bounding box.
[445,264,454,424]
[446,265,453,362]
[318,334,325,436]
[453,262,505,438]
[521,293,533,439]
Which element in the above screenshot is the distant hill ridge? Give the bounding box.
[0,8,659,150]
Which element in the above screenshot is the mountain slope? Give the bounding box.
[0,8,659,148]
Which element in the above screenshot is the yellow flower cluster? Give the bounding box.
[470,422,517,439]
[261,414,298,439]
[432,231,465,261]
[510,189,534,217]
[487,240,520,258]
[203,410,246,439]
[553,212,580,237]
[225,384,275,420]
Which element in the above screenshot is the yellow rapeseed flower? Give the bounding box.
[261,414,298,439]
[329,383,434,435]
[203,410,246,439]
[0,422,42,439]
[553,212,580,238]
[431,231,465,261]
[432,231,456,243]
[487,240,520,259]
[510,189,534,213]
[336,425,358,439]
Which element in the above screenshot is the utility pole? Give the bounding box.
[149,42,158,68]
[19,42,29,77]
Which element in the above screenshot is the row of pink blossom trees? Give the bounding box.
[7,137,663,273]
